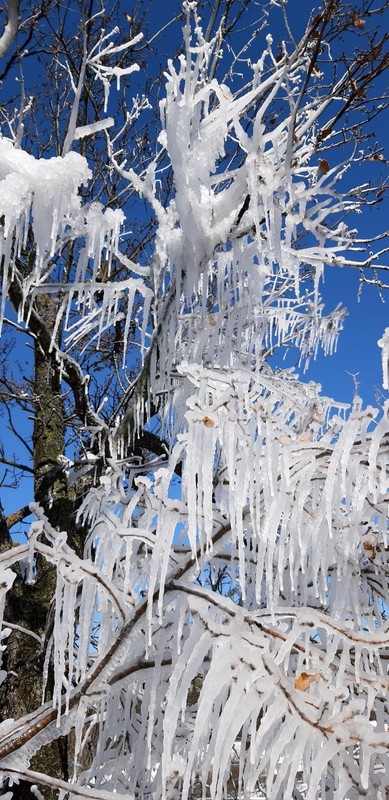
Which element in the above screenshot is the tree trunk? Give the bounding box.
[0,296,71,798]
[33,295,66,511]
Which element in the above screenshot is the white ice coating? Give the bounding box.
[0,137,89,324]
[1,6,388,800]
[74,117,115,139]
[0,134,151,357]
[378,327,389,390]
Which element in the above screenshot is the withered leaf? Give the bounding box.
[318,127,332,141]
[200,416,216,428]
[317,159,330,175]
[351,14,365,29]
[294,672,320,692]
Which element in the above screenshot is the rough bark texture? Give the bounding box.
[33,295,66,506]
[0,295,71,798]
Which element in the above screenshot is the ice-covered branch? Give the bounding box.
[0,0,19,60]
[0,765,131,800]
[378,327,389,391]
[0,3,388,799]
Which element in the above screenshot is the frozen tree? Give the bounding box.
[0,1,388,798]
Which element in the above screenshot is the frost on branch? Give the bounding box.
[378,327,389,391]
[0,134,151,358]
[0,3,388,800]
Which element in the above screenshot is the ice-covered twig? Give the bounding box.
[0,0,19,59]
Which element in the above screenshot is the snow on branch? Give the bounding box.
[74,118,115,140]
[0,135,152,366]
[0,0,19,60]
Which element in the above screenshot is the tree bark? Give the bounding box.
[0,295,71,798]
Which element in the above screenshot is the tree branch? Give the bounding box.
[5,504,31,529]
[0,0,19,60]
[0,457,34,475]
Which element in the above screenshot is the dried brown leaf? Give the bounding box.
[294,672,320,692]
[200,416,216,428]
[317,159,330,176]
[318,127,332,141]
[351,14,365,29]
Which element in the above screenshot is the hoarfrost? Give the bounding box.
[1,4,388,800]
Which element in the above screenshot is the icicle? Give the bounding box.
[377,327,389,390]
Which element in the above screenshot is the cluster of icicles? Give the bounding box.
[0,7,388,799]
